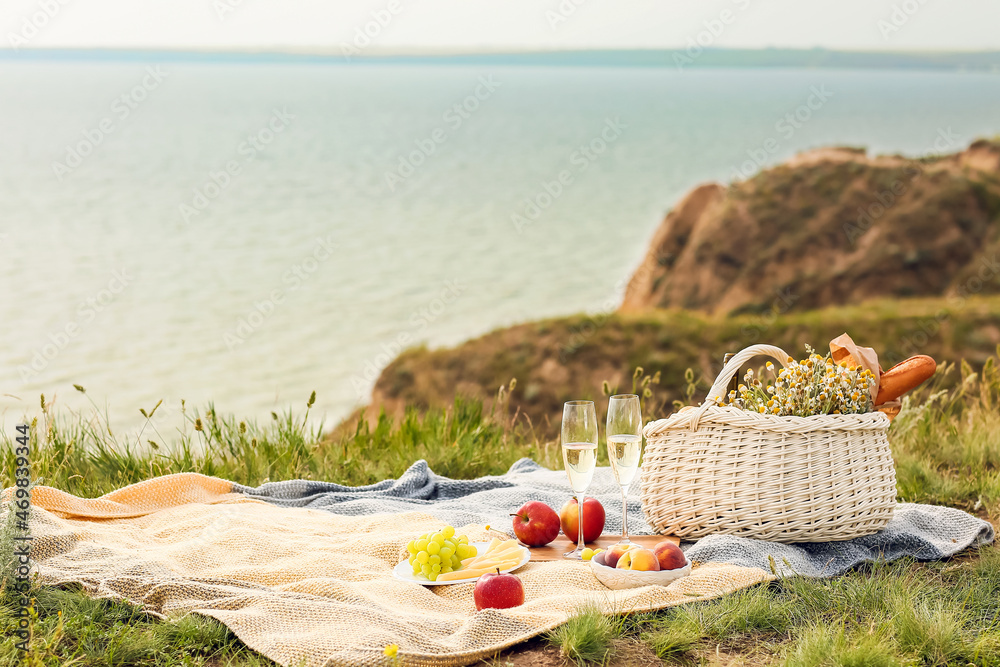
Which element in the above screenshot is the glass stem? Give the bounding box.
[621,487,630,541]
[576,493,585,551]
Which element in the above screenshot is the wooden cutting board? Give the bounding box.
[527,534,679,561]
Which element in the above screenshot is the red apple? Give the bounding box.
[510,501,560,547]
[559,497,605,543]
[473,569,525,611]
[653,541,687,571]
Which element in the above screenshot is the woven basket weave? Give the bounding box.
[639,344,896,543]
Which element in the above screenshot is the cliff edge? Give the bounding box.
[620,140,1000,314]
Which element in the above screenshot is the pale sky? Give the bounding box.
[4,0,1000,53]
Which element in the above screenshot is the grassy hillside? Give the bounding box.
[621,141,1000,314]
[368,294,1000,438]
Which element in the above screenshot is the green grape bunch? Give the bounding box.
[406,525,478,582]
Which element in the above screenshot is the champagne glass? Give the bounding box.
[606,394,642,546]
[561,400,598,559]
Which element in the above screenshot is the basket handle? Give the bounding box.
[703,344,793,405]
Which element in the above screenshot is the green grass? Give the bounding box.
[783,625,901,667]
[546,605,618,665]
[0,584,270,667]
[0,383,558,498]
[891,357,1000,516]
[549,551,1000,667]
[641,615,701,662]
[1,353,999,666]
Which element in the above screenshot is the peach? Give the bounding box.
[653,541,686,571]
[604,544,632,568]
[625,548,661,572]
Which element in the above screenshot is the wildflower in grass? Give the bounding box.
[384,643,399,658]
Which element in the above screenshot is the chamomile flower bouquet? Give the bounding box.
[718,345,877,417]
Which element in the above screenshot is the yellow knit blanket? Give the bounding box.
[15,474,773,666]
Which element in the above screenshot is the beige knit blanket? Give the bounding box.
[15,474,774,666]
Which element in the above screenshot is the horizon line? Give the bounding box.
[2,46,999,72]
[4,45,1000,56]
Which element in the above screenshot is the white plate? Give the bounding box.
[392,541,530,586]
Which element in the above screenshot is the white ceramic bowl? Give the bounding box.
[590,552,691,590]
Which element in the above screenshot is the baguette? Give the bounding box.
[876,399,901,422]
[875,355,936,405]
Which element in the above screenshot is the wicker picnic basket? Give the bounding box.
[639,344,896,543]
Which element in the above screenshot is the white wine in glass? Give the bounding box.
[607,434,641,486]
[563,441,599,492]
[561,400,598,559]
[606,394,642,545]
